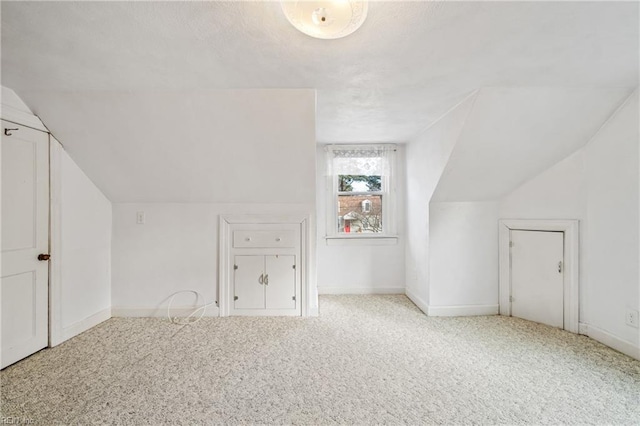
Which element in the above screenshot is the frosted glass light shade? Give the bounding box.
[281,1,368,40]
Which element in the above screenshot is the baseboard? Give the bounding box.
[405,288,429,315]
[60,307,111,343]
[427,304,499,317]
[578,323,640,360]
[317,286,405,295]
[578,322,589,335]
[112,305,220,318]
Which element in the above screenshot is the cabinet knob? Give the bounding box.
[38,254,51,261]
[276,238,281,242]
[245,237,251,242]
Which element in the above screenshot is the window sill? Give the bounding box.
[324,235,399,246]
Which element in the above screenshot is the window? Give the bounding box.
[326,145,396,237]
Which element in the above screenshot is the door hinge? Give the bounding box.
[234,265,238,270]
[234,296,238,301]
[509,241,514,248]
[558,261,563,273]
[292,296,296,301]
[509,296,514,303]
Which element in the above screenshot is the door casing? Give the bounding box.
[498,219,579,333]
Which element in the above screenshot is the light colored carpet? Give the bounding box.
[1,295,639,425]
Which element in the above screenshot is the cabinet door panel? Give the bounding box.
[265,255,296,310]
[234,256,265,309]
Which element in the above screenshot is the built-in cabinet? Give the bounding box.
[234,255,296,310]
[221,219,304,316]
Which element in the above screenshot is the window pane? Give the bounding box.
[338,195,382,233]
[338,175,382,192]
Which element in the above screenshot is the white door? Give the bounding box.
[1,122,50,368]
[265,255,295,310]
[234,256,265,309]
[510,230,564,328]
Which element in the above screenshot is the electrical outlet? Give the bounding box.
[136,211,145,225]
[626,309,639,328]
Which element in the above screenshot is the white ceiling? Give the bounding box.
[2,1,638,143]
[431,87,634,202]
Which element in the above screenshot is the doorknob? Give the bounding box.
[38,254,51,261]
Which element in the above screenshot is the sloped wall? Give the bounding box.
[584,92,639,353]
[405,86,636,328]
[433,87,631,202]
[52,138,112,344]
[498,91,639,358]
[110,90,317,315]
[500,150,587,316]
[2,86,112,345]
[404,93,477,310]
[16,90,317,204]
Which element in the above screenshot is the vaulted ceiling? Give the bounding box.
[2,1,638,143]
[431,87,634,202]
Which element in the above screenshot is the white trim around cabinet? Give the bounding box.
[219,214,313,317]
[499,219,579,334]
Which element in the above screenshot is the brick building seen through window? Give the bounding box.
[338,194,382,233]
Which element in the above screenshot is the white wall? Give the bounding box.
[111,91,317,314]
[584,92,639,349]
[2,86,33,114]
[315,145,405,294]
[498,91,639,357]
[500,150,586,221]
[20,90,318,204]
[111,203,312,313]
[51,139,112,344]
[1,86,48,132]
[500,149,588,316]
[429,202,499,311]
[2,87,113,346]
[432,87,631,202]
[404,93,477,309]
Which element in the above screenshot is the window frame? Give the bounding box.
[325,144,398,242]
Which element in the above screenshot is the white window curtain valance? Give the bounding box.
[327,145,395,177]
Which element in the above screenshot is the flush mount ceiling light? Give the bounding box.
[281,1,368,40]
